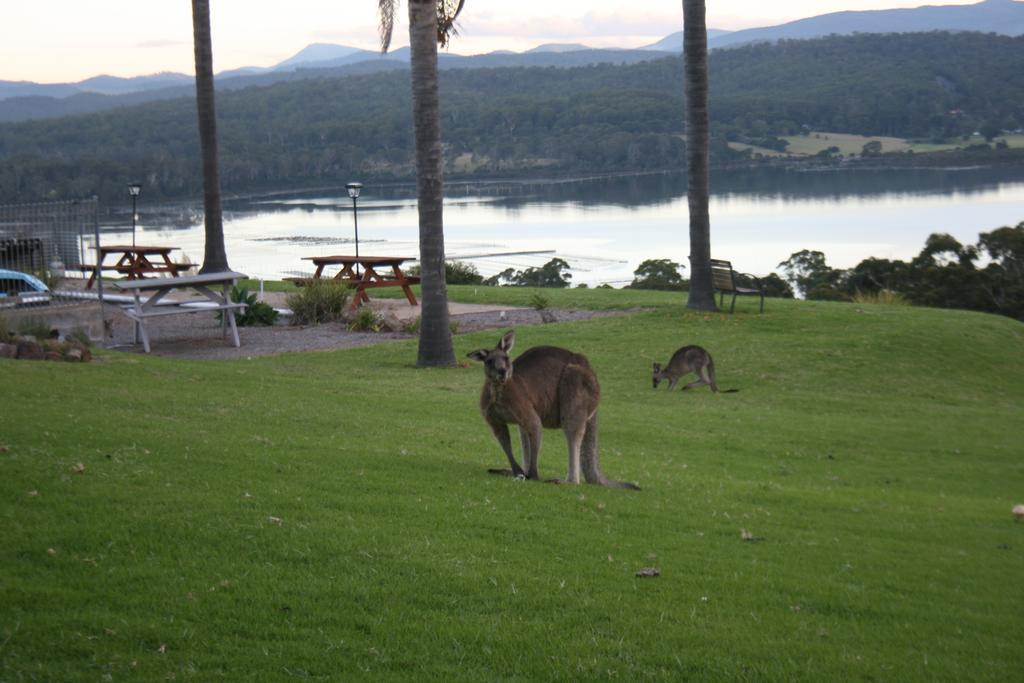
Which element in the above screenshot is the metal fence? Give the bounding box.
[1,198,107,341]
[0,198,97,274]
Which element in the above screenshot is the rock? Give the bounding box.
[43,351,62,361]
[65,348,84,362]
[0,343,16,359]
[15,340,44,360]
[66,343,92,363]
[540,309,558,324]
[378,312,405,333]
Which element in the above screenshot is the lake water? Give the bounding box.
[102,166,1024,287]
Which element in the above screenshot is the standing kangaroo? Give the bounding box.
[468,331,639,490]
[653,345,738,393]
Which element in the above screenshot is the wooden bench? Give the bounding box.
[113,271,248,353]
[710,259,766,313]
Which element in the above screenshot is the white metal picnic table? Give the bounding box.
[113,271,248,353]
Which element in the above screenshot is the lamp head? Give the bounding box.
[346,182,363,199]
[128,183,142,197]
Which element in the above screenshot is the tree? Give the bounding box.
[516,258,572,288]
[978,222,1024,319]
[861,140,883,156]
[759,273,795,299]
[979,122,1002,142]
[778,249,842,299]
[191,0,229,273]
[682,0,717,311]
[629,259,687,290]
[482,259,572,288]
[380,0,464,367]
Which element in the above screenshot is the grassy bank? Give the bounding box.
[2,293,1022,680]
[730,131,1024,158]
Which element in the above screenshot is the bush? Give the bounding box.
[628,259,687,291]
[219,286,279,326]
[529,293,550,311]
[16,317,52,340]
[286,280,351,325]
[65,327,93,347]
[483,258,572,288]
[406,261,484,285]
[402,317,422,334]
[347,307,382,332]
[445,261,484,285]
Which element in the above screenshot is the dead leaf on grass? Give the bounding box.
[27,490,38,497]
[635,567,661,578]
[267,516,282,525]
[71,463,86,474]
[741,529,765,542]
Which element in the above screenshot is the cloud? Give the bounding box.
[136,39,190,49]
[463,9,680,42]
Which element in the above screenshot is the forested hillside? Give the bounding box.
[1,32,1022,203]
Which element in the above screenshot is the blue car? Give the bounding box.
[0,268,51,306]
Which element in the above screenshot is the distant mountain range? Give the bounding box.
[1,0,1021,122]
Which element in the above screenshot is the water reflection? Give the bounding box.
[93,167,1024,287]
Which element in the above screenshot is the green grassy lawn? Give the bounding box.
[3,292,1023,680]
[768,131,1024,157]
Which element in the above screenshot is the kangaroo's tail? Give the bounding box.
[600,478,642,491]
[581,413,641,491]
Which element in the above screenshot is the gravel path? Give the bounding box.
[106,305,628,360]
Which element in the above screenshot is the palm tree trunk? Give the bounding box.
[191,0,229,273]
[408,0,455,366]
[682,0,717,311]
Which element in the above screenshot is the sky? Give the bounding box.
[2,1,981,84]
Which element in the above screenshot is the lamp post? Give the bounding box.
[128,183,142,247]
[346,182,363,275]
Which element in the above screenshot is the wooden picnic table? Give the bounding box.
[113,271,248,353]
[295,255,420,309]
[85,244,188,289]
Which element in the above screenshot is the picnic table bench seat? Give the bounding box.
[82,262,193,274]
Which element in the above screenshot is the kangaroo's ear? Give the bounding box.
[467,349,489,362]
[498,330,515,353]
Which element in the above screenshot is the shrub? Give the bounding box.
[348,307,383,332]
[628,259,687,291]
[16,317,52,340]
[402,316,422,334]
[219,286,279,326]
[529,293,550,311]
[483,259,572,288]
[405,261,483,285]
[65,327,93,347]
[286,280,351,325]
[445,261,483,285]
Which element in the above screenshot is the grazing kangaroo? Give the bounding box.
[468,331,639,490]
[653,345,738,393]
